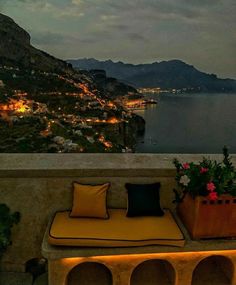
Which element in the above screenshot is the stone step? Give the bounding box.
[0,272,33,285]
[33,273,48,285]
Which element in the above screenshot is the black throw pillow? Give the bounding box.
[125,182,164,217]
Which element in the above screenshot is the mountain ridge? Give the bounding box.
[68,58,236,92]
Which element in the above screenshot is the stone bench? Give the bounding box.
[42,210,236,285]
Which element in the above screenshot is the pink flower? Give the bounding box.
[208,191,218,201]
[183,163,190,170]
[207,182,216,192]
[200,167,208,174]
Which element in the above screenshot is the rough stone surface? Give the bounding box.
[33,273,48,285]
[0,272,32,285]
[47,250,236,285]
[1,154,235,178]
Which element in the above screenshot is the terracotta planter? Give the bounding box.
[177,193,236,239]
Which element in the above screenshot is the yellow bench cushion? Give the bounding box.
[49,209,185,247]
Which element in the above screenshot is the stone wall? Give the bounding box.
[0,153,235,272]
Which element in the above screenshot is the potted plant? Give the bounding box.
[173,146,236,239]
[0,204,20,259]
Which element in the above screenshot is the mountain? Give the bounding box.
[0,13,138,98]
[68,58,236,92]
[0,13,144,153]
[0,13,75,74]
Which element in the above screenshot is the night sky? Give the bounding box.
[0,0,235,78]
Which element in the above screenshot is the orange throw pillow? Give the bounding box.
[70,182,110,219]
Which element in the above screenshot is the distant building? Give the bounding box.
[53,136,65,145]
[103,112,108,119]
[74,130,83,136]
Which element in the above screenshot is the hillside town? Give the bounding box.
[0,64,144,153]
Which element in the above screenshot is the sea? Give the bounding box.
[134,93,236,153]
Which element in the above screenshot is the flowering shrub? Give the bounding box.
[173,147,236,202]
[0,204,20,257]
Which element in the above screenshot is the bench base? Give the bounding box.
[43,213,236,285]
[47,250,236,285]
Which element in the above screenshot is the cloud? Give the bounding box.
[0,0,85,18]
[126,32,146,42]
[31,30,99,48]
[0,0,40,6]
[31,30,70,45]
[2,0,232,24]
[0,0,24,3]
[100,14,118,21]
[0,0,47,12]
[71,0,83,5]
[110,24,129,31]
[105,0,235,23]
[180,0,223,6]
[24,1,84,18]
[1,0,235,77]
[0,0,25,10]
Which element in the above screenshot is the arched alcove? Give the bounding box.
[130,259,175,285]
[192,255,234,285]
[66,262,112,285]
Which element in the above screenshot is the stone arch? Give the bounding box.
[130,259,176,285]
[191,255,234,285]
[66,261,112,285]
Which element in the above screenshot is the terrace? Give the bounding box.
[0,153,236,285]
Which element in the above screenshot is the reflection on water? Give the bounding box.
[135,93,236,153]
